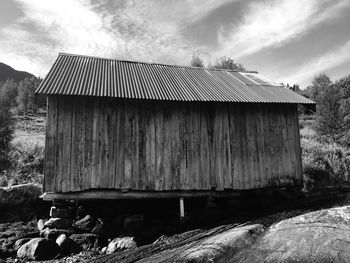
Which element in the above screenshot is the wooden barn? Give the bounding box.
[36,53,315,201]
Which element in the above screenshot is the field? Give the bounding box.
[300,114,350,189]
[0,114,46,187]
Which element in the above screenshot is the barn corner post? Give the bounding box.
[35,52,315,209]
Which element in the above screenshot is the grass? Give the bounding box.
[299,114,350,189]
[0,114,46,187]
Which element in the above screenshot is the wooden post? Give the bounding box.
[179,197,185,220]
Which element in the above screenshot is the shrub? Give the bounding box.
[0,142,44,187]
[302,141,350,190]
[0,108,14,171]
[303,164,332,191]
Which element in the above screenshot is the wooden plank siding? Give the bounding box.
[44,95,302,193]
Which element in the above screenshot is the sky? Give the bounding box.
[1,0,350,88]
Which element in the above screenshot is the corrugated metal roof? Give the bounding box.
[35,53,315,104]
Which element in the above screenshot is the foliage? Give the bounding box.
[314,84,345,144]
[0,79,18,109]
[301,125,350,191]
[15,76,42,115]
[335,75,350,146]
[303,164,332,191]
[0,142,44,187]
[211,56,245,70]
[190,54,204,67]
[309,74,332,102]
[0,85,15,171]
[0,80,17,107]
[0,109,14,171]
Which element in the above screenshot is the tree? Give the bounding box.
[211,56,245,71]
[334,75,350,145]
[0,93,14,170]
[310,74,332,102]
[0,79,18,110]
[190,55,204,67]
[15,76,41,115]
[314,83,345,144]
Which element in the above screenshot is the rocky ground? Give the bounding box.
[1,186,350,263]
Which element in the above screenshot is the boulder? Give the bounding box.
[37,219,46,232]
[106,236,137,254]
[17,238,60,260]
[90,224,264,262]
[69,233,99,249]
[56,234,80,255]
[231,206,350,262]
[0,237,16,258]
[123,214,144,235]
[101,246,107,254]
[13,238,32,251]
[50,206,74,218]
[44,217,73,229]
[92,218,105,235]
[76,206,87,219]
[73,215,95,232]
[40,228,74,240]
[0,184,42,207]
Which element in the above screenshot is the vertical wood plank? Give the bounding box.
[214,103,224,190]
[229,103,239,189]
[83,97,93,190]
[137,101,146,190]
[70,96,83,191]
[200,104,210,190]
[208,103,216,190]
[131,101,140,190]
[293,105,303,180]
[222,104,232,189]
[91,98,100,189]
[44,95,58,192]
[163,102,174,191]
[171,103,181,190]
[124,101,133,190]
[55,96,64,193]
[108,99,118,189]
[179,103,188,190]
[256,104,267,187]
[154,103,164,190]
[115,100,125,189]
[192,103,201,190]
[145,103,156,190]
[62,97,72,192]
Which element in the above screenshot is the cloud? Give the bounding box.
[0,0,230,76]
[216,0,350,59]
[279,40,350,85]
[1,0,349,85]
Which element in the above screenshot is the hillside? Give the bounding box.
[0,62,34,83]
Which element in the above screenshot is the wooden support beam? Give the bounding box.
[179,197,185,220]
[41,190,241,201]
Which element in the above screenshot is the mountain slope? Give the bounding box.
[0,62,34,83]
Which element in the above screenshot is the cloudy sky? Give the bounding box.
[1,0,350,88]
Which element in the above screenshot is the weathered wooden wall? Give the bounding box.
[44,95,302,193]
